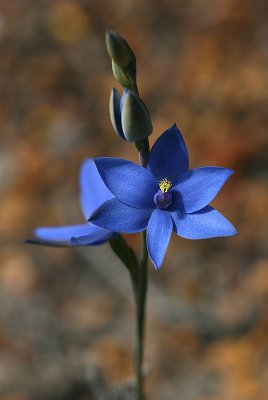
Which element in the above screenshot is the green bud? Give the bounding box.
[109,88,153,143]
[112,60,131,87]
[121,90,153,143]
[106,30,136,70]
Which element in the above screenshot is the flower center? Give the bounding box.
[154,178,173,209]
[158,177,172,193]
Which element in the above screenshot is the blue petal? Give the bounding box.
[79,158,114,219]
[90,198,153,233]
[171,206,237,239]
[172,167,234,213]
[148,124,189,181]
[147,209,173,269]
[35,223,112,246]
[94,158,158,208]
[70,230,114,246]
[109,88,125,140]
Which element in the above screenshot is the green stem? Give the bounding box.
[135,139,150,167]
[132,132,150,399]
[132,230,148,400]
[127,134,150,399]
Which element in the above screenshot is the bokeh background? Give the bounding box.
[0,0,267,399]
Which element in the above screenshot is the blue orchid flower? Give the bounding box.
[29,159,114,247]
[89,124,237,269]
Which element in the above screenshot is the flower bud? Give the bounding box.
[106,30,136,70]
[109,88,153,143]
[112,60,131,88]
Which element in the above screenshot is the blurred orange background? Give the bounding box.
[0,1,267,399]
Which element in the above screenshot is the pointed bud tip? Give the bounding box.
[106,30,134,69]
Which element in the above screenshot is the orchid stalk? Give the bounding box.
[26,31,237,400]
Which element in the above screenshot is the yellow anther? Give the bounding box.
[158,178,172,193]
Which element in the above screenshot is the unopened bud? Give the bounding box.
[106,31,137,88]
[106,31,136,70]
[109,88,153,143]
[112,61,131,88]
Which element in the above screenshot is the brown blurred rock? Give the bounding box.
[0,250,39,294]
